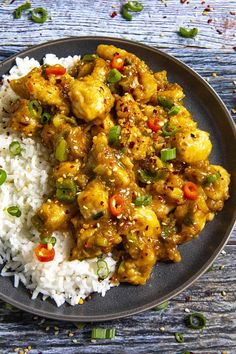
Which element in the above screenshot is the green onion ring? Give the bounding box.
[185,312,206,330]
[7,206,21,217]
[31,7,48,23]
[108,125,121,145]
[152,301,169,311]
[0,169,7,186]
[14,2,31,19]
[28,100,43,118]
[91,327,116,339]
[107,69,122,83]
[162,123,177,137]
[97,259,109,280]
[9,141,21,156]
[175,332,184,343]
[127,1,144,12]
[160,147,176,162]
[41,112,51,124]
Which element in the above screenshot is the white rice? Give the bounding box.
[0,54,117,307]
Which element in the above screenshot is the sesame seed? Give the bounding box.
[54,330,59,335]
[221,290,227,297]
[219,265,225,270]
[72,339,78,343]
[221,250,226,255]
[45,326,50,331]
[184,308,190,313]
[54,326,59,331]
[68,332,74,337]
[159,326,165,332]
[212,72,217,77]
[79,298,84,305]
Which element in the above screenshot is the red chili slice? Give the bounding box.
[110,54,125,71]
[45,66,66,76]
[34,244,55,262]
[147,117,161,133]
[182,181,198,200]
[109,194,125,217]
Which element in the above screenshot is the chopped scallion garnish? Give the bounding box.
[7,206,21,217]
[203,172,220,185]
[28,100,43,118]
[168,105,181,116]
[0,169,7,186]
[153,300,169,311]
[56,178,77,203]
[97,259,109,280]
[162,123,177,137]
[55,137,69,162]
[175,332,184,343]
[31,7,48,23]
[82,54,98,62]
[14,2,31,19]
[185,312,206,330]
[179,27,198,38]
[107,69,122,83]
[160,148,176,161]
[91,327,116,339]
[108,125,121,145]
[9,141,21,156]
[134,195,152,206]
[41,112,51,124]
[158,96,174,109]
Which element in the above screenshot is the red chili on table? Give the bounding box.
[110,54,125,71]
[45,66,66,76]
[147,117,161,133]
[182,181,198,200]
[109,194,125,217]
[34,244,55,262]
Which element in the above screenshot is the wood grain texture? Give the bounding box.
[0,0,236,353]
[0,245,235,354]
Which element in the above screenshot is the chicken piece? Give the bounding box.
[10,67,69,114]
[157,83,185,105]
[67,126,91,160]
[174,128,212,164]
[77,179,109,220]
[91,57,110,82]
[151,172,185,205]
[91,112,115,136]
[71,220,122,260]
[117,208,161,284]
[97,44,157,103]
[35,200,76,232]
[154,70,167,90]
[68,76,114,122]
[116,94,153,160]
[9,98,42,136]
[53,161,81,180]
[203,165,230,209]
[89,133,133,188]
[169,106,197,130]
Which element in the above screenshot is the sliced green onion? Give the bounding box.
[14,2,31,19]
[206,265,214,273]
[203,172,220,185]
[134,195,152,206]
[41,112,51,124]
[55,137,68,162]
[97,259,109,280]
[56,178,77,203]
[91,327,116,339]
[138,169,167,184]
[127,1,144,12]
[179,27,198,38]
[31,7,48,23]
[41,236,56,246]
[185,312,206,330]
[107,69,122,83]
[0,169,7,186]
[121,4,132,21]
[160,224,176,239]
[74,322,85,329]
[7,206,21,217]
[108,125,121,145]
[175,332,184,343]
[158,96,174,109]
[93,211,104,220]
[168,105,181,116]
[162,123,177,137]
[160,148,176,162]
[28,100,43,118]
[9,141,21,156]
[82,54,98,62]
[153,301,169,311]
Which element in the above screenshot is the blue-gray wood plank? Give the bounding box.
[0,0,235,353]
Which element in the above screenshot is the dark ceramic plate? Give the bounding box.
[0,37,235,321]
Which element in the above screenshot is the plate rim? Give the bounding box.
[0,36,235,322]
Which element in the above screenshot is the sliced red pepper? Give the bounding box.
[182,181,198,200]
[110,54,125,71]
[34,244,55,262]
[109,194,125,217]
[45,65,66,76]
[147,117,161,133]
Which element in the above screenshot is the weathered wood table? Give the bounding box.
[0,1,235,353]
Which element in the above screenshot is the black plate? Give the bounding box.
[0,37,235,321]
